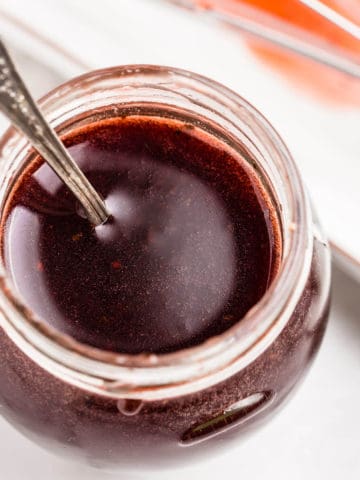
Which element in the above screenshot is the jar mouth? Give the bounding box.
[0,65,313,399]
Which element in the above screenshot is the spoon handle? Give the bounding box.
[0,39,108,226]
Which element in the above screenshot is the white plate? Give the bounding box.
[0,0,359,280]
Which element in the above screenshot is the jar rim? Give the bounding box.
[0,65,313,400]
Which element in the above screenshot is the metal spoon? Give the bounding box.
[0,38,109,226]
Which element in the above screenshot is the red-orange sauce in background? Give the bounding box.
[196,0,360,106]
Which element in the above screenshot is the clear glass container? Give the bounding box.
[0,65,331,471]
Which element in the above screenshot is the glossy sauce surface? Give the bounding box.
[2,116,281,353]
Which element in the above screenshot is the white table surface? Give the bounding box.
[0,1,359,478]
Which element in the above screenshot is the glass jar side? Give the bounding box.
[0,66,331,470]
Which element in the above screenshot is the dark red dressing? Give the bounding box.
[2,116,280,354]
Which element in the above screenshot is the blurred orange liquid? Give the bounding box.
[195,0,360,106]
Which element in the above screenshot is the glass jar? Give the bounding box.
[0,65,331,471]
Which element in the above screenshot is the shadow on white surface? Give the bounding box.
[332,265,360,344]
